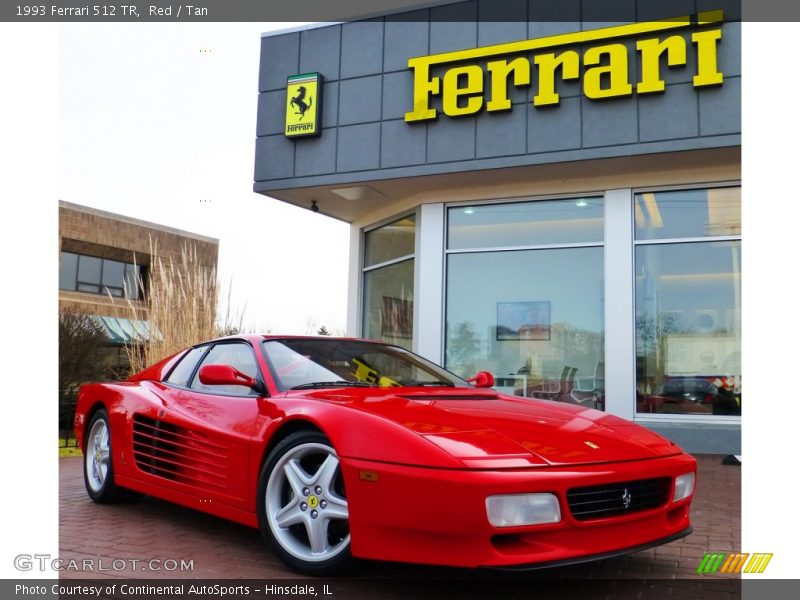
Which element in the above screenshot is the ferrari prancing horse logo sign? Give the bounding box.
[284,72,323,138]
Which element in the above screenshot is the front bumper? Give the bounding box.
[486,526,692,571]
[340,453,696,569]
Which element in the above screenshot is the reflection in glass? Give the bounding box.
[102,259,125,289]
[364,214,416,267]
[191,343,259,396]
[448,198,603,250]
[166,346,208,387]
[634,187,741,240]
[262,339,466,391]
[77,255,102,290]
[635,241,741,415]
[446,247,604,408]
[59,252,78,291]
[60,251,143,300]
[363,259,414,351]
[124,264,142,300]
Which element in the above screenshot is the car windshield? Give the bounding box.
[262,339,468,391]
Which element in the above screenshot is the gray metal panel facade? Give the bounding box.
[254,0,741,192]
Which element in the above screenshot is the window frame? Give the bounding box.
[631,182,742,424]
[59,250,144,300]
[442,193,606,403]
[163,345,211,388]
[360,211,418,347]
[445,194,605,253]
[260,337,469,393]
[162,340,266,398]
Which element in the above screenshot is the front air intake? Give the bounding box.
[566,477,671,521]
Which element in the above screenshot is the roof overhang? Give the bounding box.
[256,146,741,224]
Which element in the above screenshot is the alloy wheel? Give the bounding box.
[265,442,350,563]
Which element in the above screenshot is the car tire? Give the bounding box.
[257,430,355,575]
[83,408,140,503]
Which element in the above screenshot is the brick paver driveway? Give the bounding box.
[59,454,741,597]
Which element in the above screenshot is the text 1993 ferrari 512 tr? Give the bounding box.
[75,335,696,575]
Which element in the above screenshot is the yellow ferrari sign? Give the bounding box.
[285,72,322,138]
[405,10,724,123]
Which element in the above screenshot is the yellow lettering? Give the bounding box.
[404,57,440,122]
[533,50,579,107]
[693,29,724,87]
[402,13,726,123]
[486,57,531,112]
[637,35,687,94]
[584,43,633,100]
[442,65,484,117]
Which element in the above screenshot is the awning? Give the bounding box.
[91,316,157,345]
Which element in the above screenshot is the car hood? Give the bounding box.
[307,387,682,468]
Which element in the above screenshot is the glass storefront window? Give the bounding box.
[634,186,741,417]
[448,197,603,250]
[364,214,416,267]
[362,216,415,350]
[634,187,741,240]
[363,259,414,350]
[446,197,604,408]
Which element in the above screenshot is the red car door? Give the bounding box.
[134,341,263,510]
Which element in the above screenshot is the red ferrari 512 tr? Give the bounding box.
[75,335,696,575]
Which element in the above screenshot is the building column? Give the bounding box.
[345,223,361,337]
[413,203,445,362]
[603,189,636,421]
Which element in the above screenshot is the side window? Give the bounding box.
[164,346,208,387]
[190,342,260,396]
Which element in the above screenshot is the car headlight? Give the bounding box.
[673,472,696,502]
[486,493,561,527]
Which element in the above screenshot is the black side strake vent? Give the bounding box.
[132,414,229,491]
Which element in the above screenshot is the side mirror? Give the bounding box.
[198,364,266,394]
[467,371,495,388]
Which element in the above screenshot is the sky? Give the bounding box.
[59,22,350,334]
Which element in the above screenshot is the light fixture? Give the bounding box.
[329,185,385,201]
[576,200,588,207]
[486,493,561,527]
[464,207,475,214]
[642,192,664,228]
[673,472,696,502]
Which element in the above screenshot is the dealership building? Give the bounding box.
[253,1,741,453]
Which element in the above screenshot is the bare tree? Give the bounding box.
[58,308,109,393]
[304,316,318,335]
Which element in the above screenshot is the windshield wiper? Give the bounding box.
[401,381,455,387]
[290,381,377,390]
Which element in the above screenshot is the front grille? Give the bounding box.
[566,477,671,521]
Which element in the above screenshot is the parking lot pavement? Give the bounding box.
[59,454,741,597]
